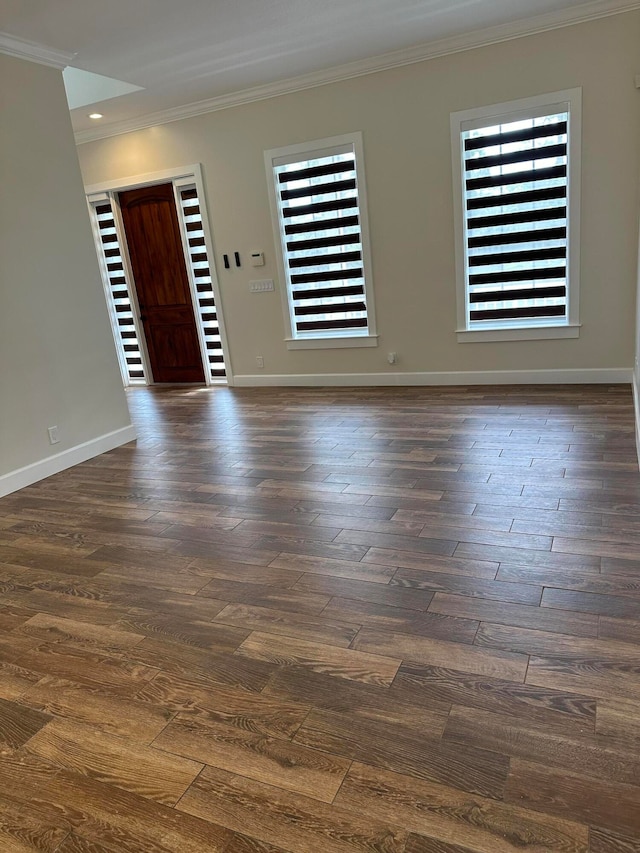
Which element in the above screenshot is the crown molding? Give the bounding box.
[0,32,75,69]
[75,0,640,145]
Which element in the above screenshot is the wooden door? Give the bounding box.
[119,183,205,383]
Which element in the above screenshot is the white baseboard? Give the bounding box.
[633,369,640,470]
[233,368,633,387]
[0,424,137,498]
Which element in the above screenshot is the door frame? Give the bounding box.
[86,163,234,386]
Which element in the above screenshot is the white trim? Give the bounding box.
[456,324,581,343]
[0,425,137,499]
[264,131,377,345]
[450,87,582,338]
[0,32,75,69]
[233,368,632,387]
[286,335,378,350]
[272,141,354,167]
[85,165,207,196]
[566,91,582,329]
[74,1,640,144]
[85,165,234,387]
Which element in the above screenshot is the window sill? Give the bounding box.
[285,335,378,350]
[456,324,580,343]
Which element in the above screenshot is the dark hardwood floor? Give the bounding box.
[1,383,639,852]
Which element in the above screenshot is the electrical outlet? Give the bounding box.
[256,356,264,368]
[47,426,60,445]
[387,352,397,364]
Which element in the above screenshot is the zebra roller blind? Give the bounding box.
[271,139,371,339]
[92,200,147,384]
[461,105,570,328]
[178,186,227,381]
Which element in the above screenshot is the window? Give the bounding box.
[89,198,148,384]
[177,183,228,382]
[451,89,581,342]
[265,133,377,349]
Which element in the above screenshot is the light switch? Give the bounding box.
[250,279,274,292]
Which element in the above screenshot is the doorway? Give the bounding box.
[87,165,232,387]
[119,183,205,383]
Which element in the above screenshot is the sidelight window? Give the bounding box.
[90,199,148,384]
[178,184,227,381]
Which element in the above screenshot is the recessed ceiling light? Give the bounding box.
[88,112,103,119]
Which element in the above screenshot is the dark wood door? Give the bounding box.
[119,183,205,383]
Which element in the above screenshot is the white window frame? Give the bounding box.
[451,88,582,343]
[265,132,378,350]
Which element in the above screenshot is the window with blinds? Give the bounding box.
[452,90,581,340]
[266,134,376,345]
[91,201,147,384]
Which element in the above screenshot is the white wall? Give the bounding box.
[0,54,134,495]
[77,12,640,384]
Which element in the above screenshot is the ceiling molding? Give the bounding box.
[0,31,76,69]
[75,0,640,144]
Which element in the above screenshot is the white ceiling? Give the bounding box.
[0,0,636,138]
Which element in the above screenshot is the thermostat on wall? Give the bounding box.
[250,251,265,267]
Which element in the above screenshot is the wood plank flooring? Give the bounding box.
[1,383,639,852]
